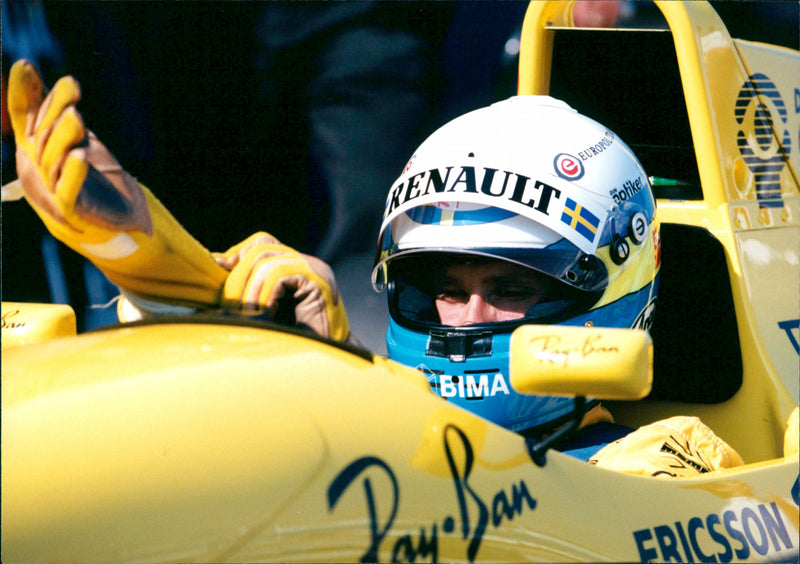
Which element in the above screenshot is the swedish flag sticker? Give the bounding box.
[561,198,600,241]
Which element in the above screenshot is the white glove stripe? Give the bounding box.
[80,232,139,260]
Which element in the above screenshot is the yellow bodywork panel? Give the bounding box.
[3,320,798,562]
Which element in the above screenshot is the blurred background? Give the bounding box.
[2,1,798,352]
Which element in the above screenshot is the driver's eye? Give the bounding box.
[436,287,469,303]
[493,284,540,301]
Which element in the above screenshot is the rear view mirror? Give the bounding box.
[510,325,652,400]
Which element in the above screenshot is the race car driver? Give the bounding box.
[6,59,747,476]
[367,94,745,472]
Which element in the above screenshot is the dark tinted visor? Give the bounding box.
[388,253,604,331]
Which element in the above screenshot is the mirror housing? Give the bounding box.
[510,325,652,400]
[1,302,77,348]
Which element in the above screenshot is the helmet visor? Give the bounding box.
[388,251,605,331]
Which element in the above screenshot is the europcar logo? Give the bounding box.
[554,153,584,181]
[402,153,417,174]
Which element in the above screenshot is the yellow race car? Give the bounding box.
[2,2,798,562]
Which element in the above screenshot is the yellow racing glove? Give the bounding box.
[7,59,228,308]
[214,232,351,342]
[588,416,744,478]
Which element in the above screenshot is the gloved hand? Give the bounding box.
[7,59,228,307]
[588,416,744,478]
[214,232,351,342]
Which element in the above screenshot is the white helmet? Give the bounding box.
[372,96,660,433]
